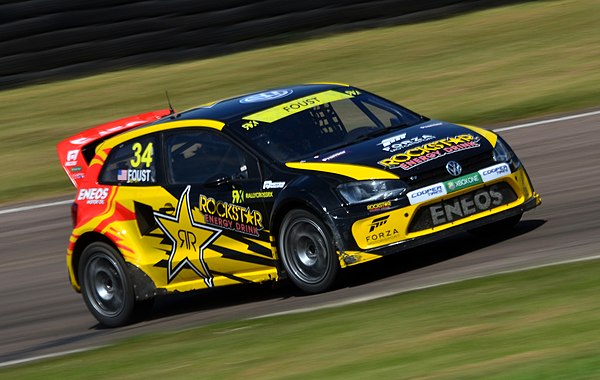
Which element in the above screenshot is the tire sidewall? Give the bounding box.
[278,209,339,293]
[79,242,136,327]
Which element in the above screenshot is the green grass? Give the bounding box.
[1,0,599,203]
[4,258,600,379]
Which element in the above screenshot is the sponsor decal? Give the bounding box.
[199,195,264,236]
[378,134,480,170]
[344,89,361,96]
[379,134,436,153]
[154,186,221,285]
[419,122,443,129]
[242,120,259,131]
[444,172,482,193]
[407,183,447,205]
[320,150,346,162]
[366,201,392,213]
[232,189,273,203]
[379,133,406,149]
[243,90,354,123]
[407,163,510,206]
[117,169,153,183]
[77,187,109,205]
[70,166,82,172]
[429,186,504,226]
[240,89,293,103]
[246,191,273,199]
[366,216,399,243]
[478,163,511,182]
[369,216,389,232]
[65,149,79,166]
[232,189,245,204]
[263,180,285,189]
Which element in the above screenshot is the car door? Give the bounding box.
[160,128,277,288]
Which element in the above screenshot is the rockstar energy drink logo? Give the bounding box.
[200,195,263,236]
[378,134,480,170]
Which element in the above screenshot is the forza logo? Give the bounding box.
[369,216,389,232]
[366,228,399,243]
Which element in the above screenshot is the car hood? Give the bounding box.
[303,120,494,178]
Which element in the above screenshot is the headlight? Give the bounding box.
[337,180,407,205]
[493,138,521,168]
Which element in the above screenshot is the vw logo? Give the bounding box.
[446,161,462,177]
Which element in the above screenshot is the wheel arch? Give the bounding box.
[71,232,160,300]
[71,232,117,287]
[270,196,347,266]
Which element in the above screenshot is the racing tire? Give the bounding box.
[468,213,522,237]
[79,242,147,327]
[278,209,339,293]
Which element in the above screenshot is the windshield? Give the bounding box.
[228,89,426,162]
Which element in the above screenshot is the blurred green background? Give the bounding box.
[1,0,598,204]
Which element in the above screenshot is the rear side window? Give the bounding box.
[99,135,159,185]
[166,130,259,184]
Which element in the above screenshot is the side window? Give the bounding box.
[166,130,259,184]
[100,135,158,185]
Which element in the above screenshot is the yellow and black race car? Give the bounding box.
[57,83,541,326]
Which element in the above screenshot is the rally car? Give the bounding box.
[57,83,541,326]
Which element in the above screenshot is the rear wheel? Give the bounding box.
[278,210,339,293]
[79,242,150,327]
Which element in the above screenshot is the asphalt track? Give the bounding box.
[1,110,599,366]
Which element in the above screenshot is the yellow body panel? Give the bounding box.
[68,184,278,293]
[243,90,354,123]
[286,162,400,180]
[350,166,535,251]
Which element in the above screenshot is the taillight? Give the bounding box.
[71,202,78,227]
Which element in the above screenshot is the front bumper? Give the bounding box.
[336,165,540,267]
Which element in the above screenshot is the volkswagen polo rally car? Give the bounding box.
[57,83,541,326]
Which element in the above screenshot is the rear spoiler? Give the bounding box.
[57,109,172,188]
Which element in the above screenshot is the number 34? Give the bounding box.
[130,142,153,168]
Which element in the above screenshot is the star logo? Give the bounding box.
[154,186,221,286]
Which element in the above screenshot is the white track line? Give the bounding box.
[6,253,600,368]
[0,199,72,216]
[252,254,600,319]
[492,110,600,132]
[0,347,103,368]
[2,108,598,367]
[0,108,598,218]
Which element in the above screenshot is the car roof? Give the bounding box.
[159,83,350,125]
[102,83,351,149]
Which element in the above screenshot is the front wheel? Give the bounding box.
[278,209,339,293]
[79,242,149,327]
